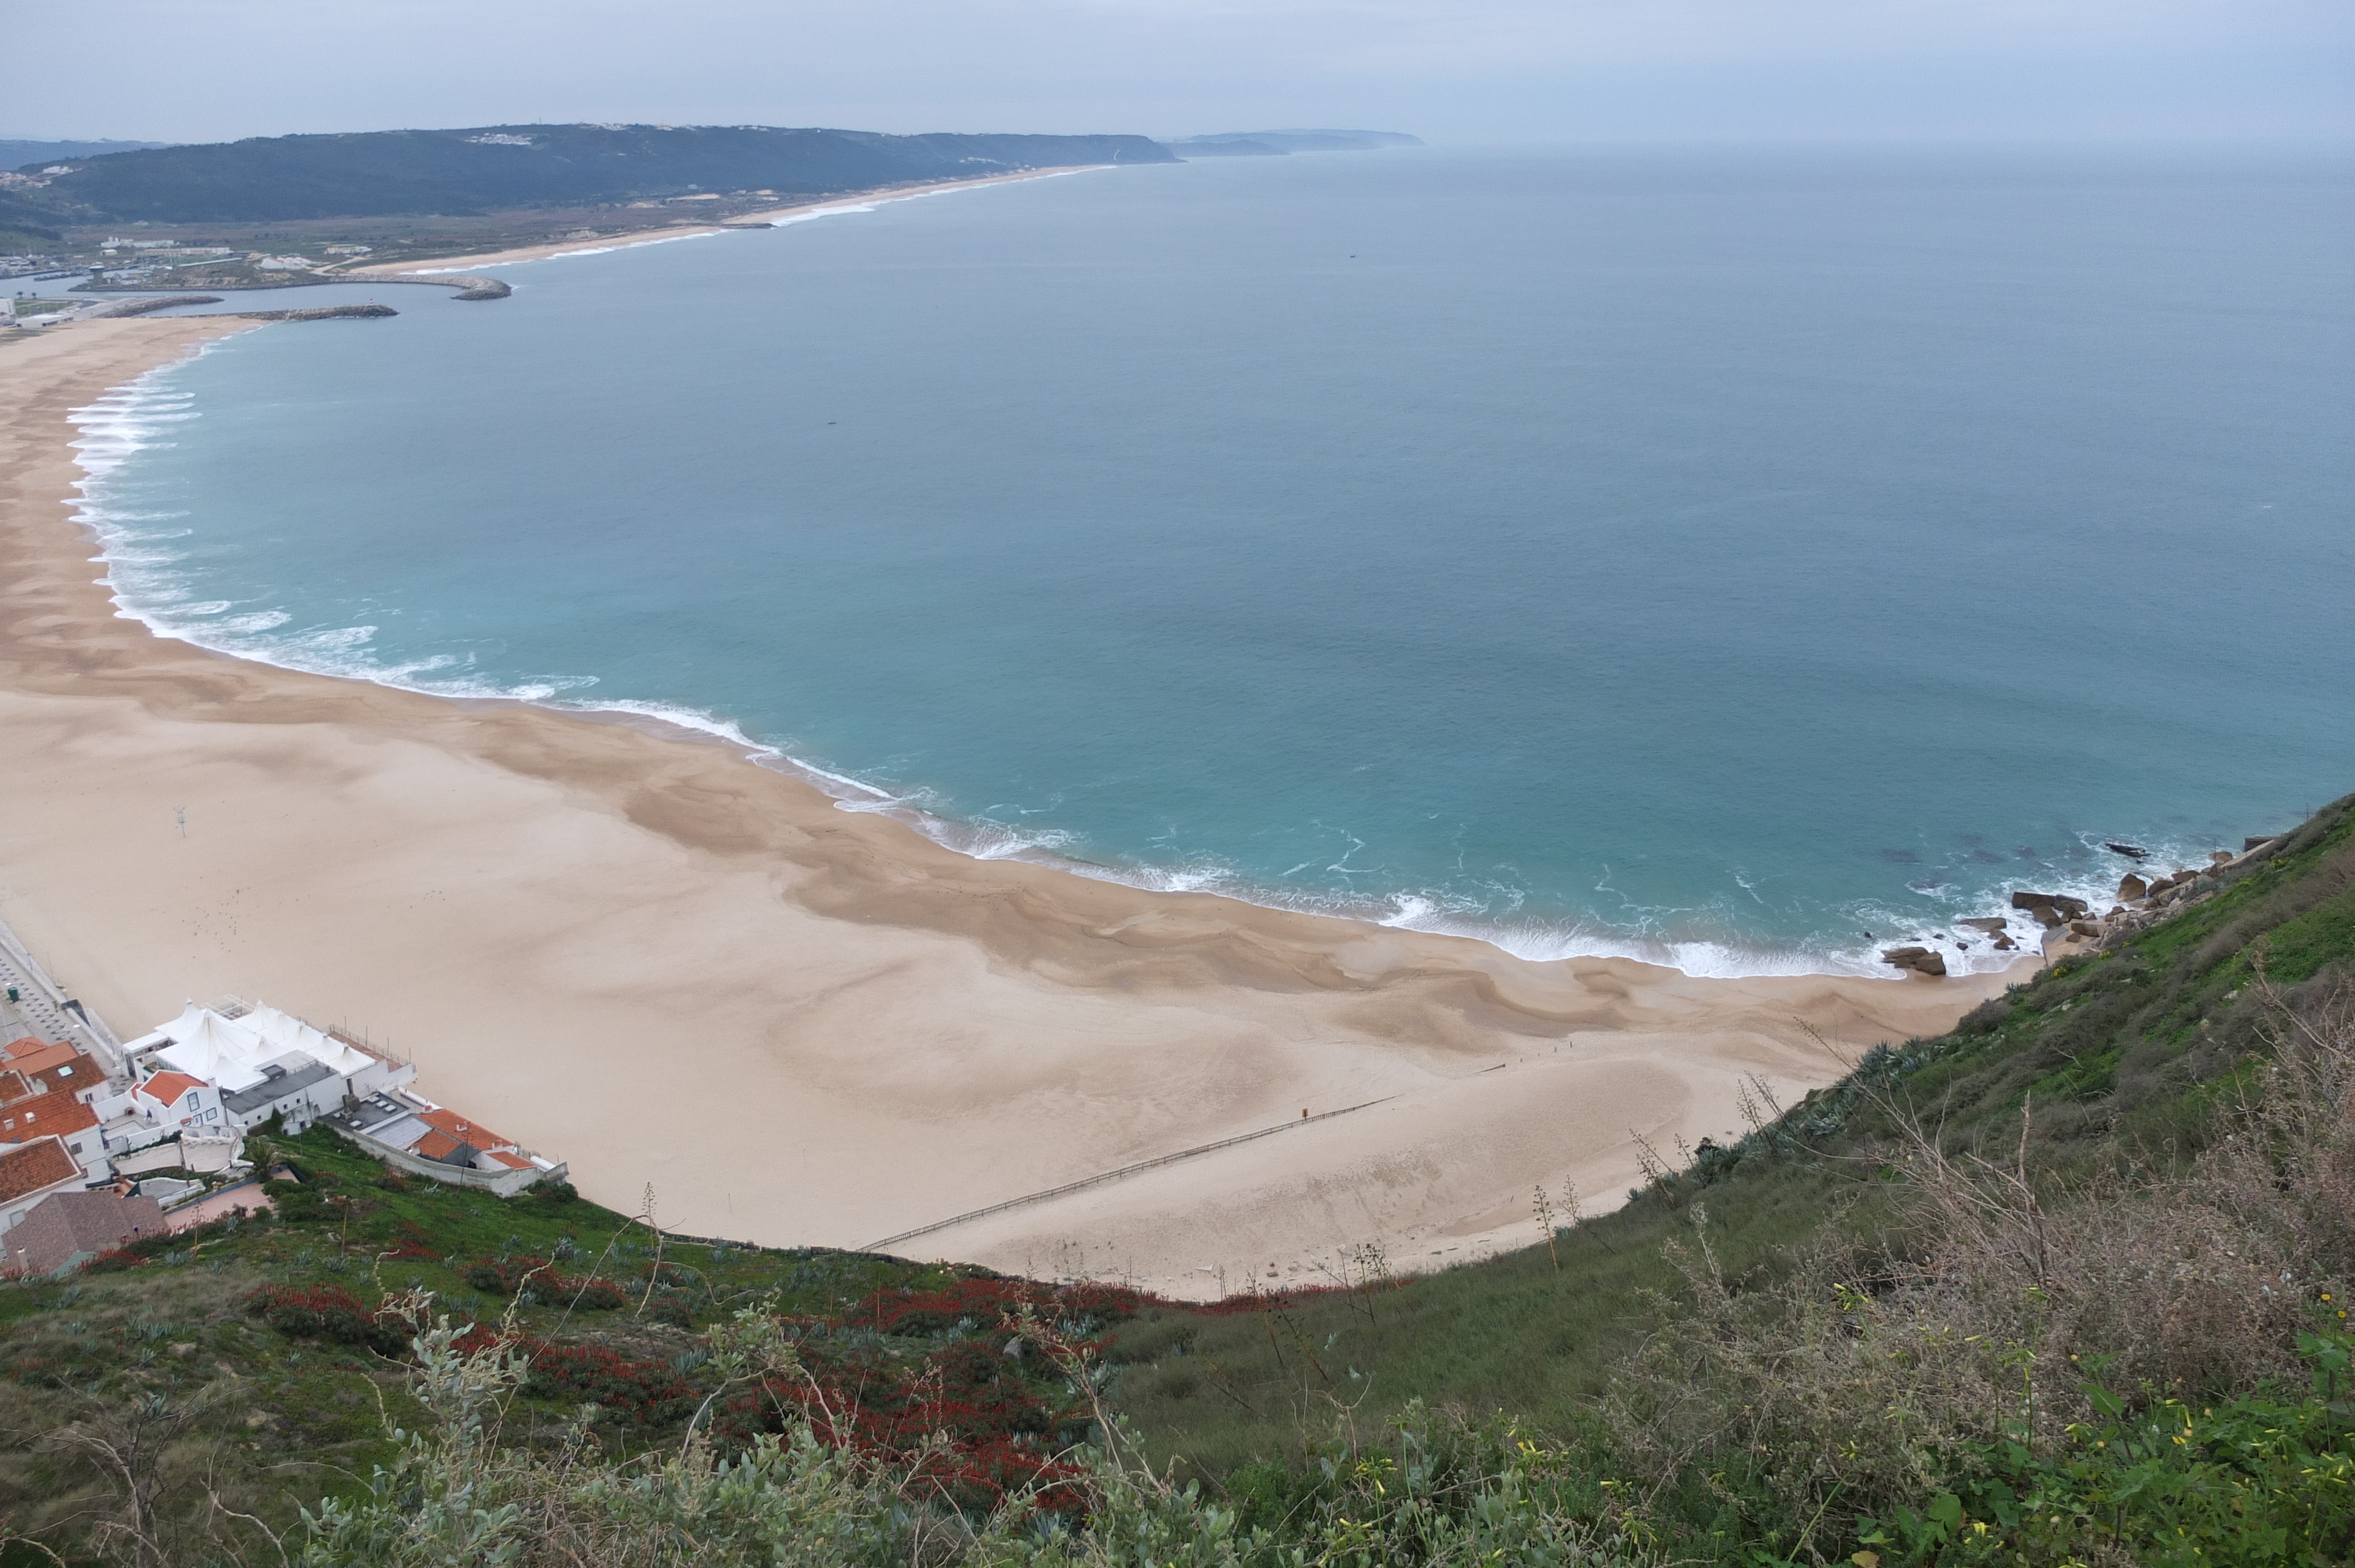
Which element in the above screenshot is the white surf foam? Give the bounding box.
[63,348,2197,989]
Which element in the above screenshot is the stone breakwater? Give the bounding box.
[368,273,511,300]
[1880,831,2293,978]
[230,304,398,322]
[88,295,225,319]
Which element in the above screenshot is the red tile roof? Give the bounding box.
[137,1072,208,1107]
[2,1049,102,1105]
[0,1090,98,1142]
[483,1150,533,1170]
[0,1137,81,1205]
[418,1107,512,1151]
[3,1041,79,1076]
[413,1130,465,1162]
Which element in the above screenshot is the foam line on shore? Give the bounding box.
[407,228,727,272]
[5,317,2031,1293]
[58,330,2107,990]
[67,358,2058,984]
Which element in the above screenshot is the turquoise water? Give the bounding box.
[71,147,2355,976]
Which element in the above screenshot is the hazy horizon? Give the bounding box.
[6,0,2350,148]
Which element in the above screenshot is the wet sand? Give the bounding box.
[0,318,2023,1295]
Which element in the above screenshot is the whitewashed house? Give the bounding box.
[124,1071,224,1135]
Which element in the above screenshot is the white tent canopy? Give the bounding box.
[124,1001,379,1095]
[243,1005,373,1077]
[134,1002,271,1091]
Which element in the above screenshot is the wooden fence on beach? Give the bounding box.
[865,1096,1396,1253]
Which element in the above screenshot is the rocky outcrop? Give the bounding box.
[2017,826,2291,958]
[1881,945,1948,977]
[2010,891,2089,926]
[1956,916,2018,949]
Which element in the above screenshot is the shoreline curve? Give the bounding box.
[1,317,2025,1296]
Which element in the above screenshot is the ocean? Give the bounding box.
[69,144,2355,977]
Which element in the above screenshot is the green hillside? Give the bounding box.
[0,139,174,170]
[11,124,1176,224]
[2,792,2348,1566]
[0,190,62,246]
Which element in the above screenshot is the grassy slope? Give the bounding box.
[1103,792,2355,1480]
[0,1137,977,1549]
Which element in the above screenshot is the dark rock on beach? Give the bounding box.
[2010,890,2089,922]
[1881,945,1948,977]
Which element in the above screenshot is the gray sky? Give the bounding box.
[7,0,2351,145]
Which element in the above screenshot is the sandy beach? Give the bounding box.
[0,318,2024,1295]
[343,165,1114,275]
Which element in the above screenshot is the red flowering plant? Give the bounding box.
[461,1254,628,1310]
[694,1280,1140,1515]
[447,1322,703,1429]
[848,1275,1145,1338]
[246,1283,410,1355]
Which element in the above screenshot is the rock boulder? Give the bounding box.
[2009,891,2089,919]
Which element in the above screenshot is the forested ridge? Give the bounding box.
[9,124,1177,224]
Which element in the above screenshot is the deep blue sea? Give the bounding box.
[71,145,2355,976]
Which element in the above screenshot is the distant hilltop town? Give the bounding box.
[0,920,560,1278]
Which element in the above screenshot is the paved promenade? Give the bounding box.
[0,915,124,1074]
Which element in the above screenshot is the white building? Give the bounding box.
[115,1000,415,1141]
[122,1071,223,1135]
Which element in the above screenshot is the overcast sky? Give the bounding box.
[7,0,2351,145]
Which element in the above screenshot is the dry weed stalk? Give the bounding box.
[1604,974,2355,1543]
[39,1383,233,1568]
[1627,1130,1676,1206]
